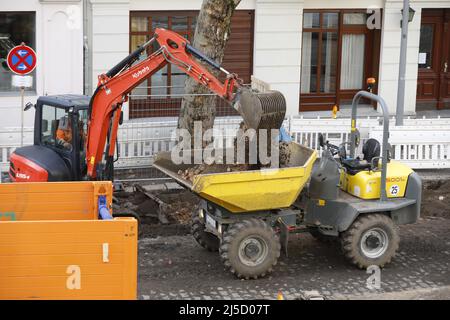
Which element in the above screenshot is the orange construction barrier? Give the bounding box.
[0,181,137,299]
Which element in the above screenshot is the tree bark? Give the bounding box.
[177,0,241,137]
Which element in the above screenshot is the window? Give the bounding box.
[300,10,380,111]
[41,105,69,149]
[418,24,434,69]
[343,13,367,25]
[0,12,36,94]
[130,12,197,99]
[301,12,338,94]
[41,106,88,155]
[340,34,365,89]
[129,11,254,118]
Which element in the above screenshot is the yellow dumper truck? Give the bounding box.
[0,181,137,299]
[154,91,422,279]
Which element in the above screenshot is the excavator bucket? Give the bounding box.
[235,89,287,130]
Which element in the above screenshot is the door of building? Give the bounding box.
[417,9,450,109]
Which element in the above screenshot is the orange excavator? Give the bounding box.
[9,28,286,182]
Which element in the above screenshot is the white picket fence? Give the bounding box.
[115,117,242,168]
[0,127,34,172]
[290,116,450,168]
[1,115,450,175]
[370,126,450,168]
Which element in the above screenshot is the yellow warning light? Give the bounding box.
[332,105,338,119]
[366,77,376,85]
[277,291,285,300]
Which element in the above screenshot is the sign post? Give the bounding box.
[21,85,24,147]
[7,43,37,147]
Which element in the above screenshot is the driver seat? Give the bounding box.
[342,138,381,175]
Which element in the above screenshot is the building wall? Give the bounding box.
[253,0,450,116]
[253,0,303,116]
[3,0,450,132]
[130,0,256,10]
[379,0,421,116]
[90,0,129,89]
[0,0,83,129]
[378,0,450,115]
[86,0,424,117]
[90,0,256,120]
[255,0,382,116]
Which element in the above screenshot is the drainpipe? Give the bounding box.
[396,0,410,126]
[83,0,92,95]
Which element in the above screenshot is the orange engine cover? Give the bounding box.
[9,153,49,182]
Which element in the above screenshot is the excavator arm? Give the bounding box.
[86,27,286,180]
[86,28,243,179]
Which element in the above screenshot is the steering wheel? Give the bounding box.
[328,143,340,156]
[319,133,340,155]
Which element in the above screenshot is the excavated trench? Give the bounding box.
[421,179,450,218]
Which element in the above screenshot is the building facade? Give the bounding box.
[1,0,450,130]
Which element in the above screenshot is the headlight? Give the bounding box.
[198,208,204,219]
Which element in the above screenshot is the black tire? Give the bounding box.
[309,229,337,244]
[341,214,399,269]
[191,212,220,252]
[219,218,281,279]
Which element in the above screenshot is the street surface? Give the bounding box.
[137,216,450,300]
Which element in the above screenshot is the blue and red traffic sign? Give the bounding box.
[7,45,37,75]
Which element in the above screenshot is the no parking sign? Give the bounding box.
[6,44,37,148]
[7,44,37,75]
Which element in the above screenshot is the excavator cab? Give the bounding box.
[9,95,90,182]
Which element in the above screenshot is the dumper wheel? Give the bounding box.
[220,218,280,279]
[341,214,399,269]
[191,212,220,252]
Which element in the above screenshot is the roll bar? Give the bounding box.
[350,91,390,201]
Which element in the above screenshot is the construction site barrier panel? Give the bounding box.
[0,181,137,300]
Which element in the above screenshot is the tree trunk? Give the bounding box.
[177,0,241,138]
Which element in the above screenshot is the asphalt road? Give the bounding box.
[137,216,450,300]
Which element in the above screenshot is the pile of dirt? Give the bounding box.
[177,141,292,183]
[421,179,450,218]
[279,141,291,166]
[114,189,158,223]
[157,189,200,224]
[114,185,200,238]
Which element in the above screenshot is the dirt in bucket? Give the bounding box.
[176,141,292,183]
